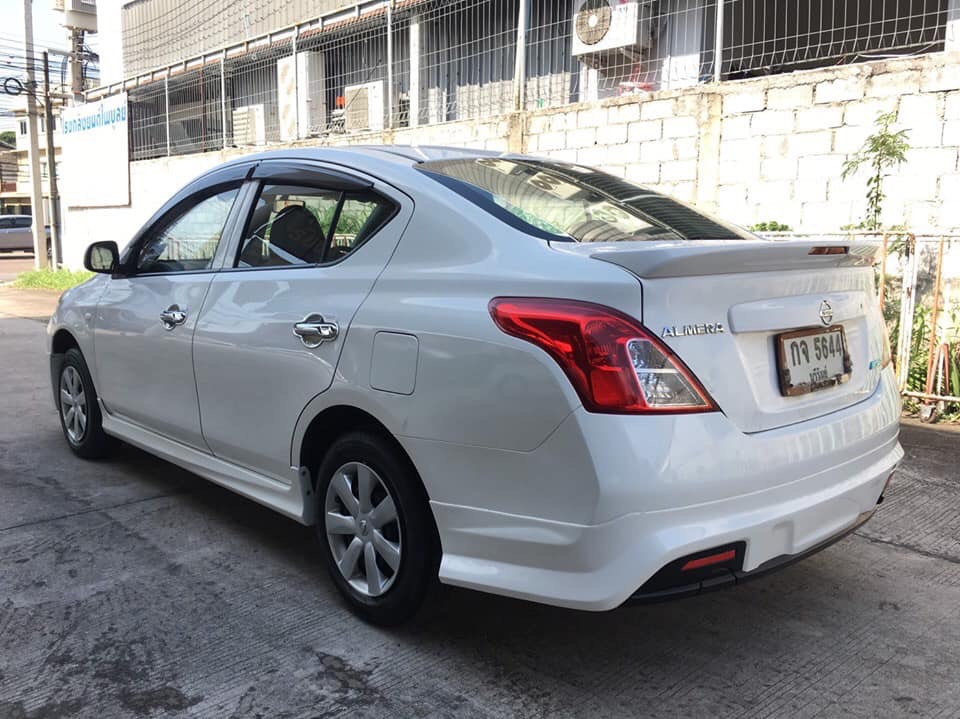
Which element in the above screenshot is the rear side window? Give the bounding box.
[14,217,32,228]
[236,184,396,268]
[417,158,753,242]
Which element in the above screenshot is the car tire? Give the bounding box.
[315,430,439,626]
[57,348,114,459]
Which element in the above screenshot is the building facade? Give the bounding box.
[61,1,960,268]
[0,108,62,219]
[121,0,352,75]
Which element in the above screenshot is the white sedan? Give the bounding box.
[48,147,903,624]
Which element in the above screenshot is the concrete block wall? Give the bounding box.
[524,52,960,232]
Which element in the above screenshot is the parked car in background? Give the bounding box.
[0,215,48,253]
[48,147,903,625]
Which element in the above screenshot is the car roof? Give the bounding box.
[216,144,501,172]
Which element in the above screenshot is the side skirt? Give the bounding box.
[101,408,315,525]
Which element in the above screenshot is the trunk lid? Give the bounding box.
[554,239,888,433]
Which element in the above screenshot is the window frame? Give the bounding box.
[116,161,258,278]
[127,183,244,277]
[226,174,400,273]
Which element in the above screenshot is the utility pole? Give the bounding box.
[43,51,61,268]
[22,0,48,269]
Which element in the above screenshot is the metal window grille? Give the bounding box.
[225,42,292,147]
[723,0,947,78]
[113,0,960,162]
[168,65,224,155]
[407,0,519,124]
[128,81,168,161]
[298,15,391,137]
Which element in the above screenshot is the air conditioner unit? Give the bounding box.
[571,0,653,57]
[231,105,265,146]
[276,52,327,140]
[343,81,385,133]
[297,52,327,136]
[55,0,97,31]
[54,0,95,11]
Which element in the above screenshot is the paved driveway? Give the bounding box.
[1,311,959,718]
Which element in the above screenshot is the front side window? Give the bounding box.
[237,184,396,268]
[136,187,239,274]
[418,158,753,242]
[14,217,32,228]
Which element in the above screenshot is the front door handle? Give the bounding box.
[160,304,188,330]
[293,314,339,348]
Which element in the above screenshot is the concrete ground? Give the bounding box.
[1,302,959,718]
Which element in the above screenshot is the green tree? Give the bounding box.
[0,130,15,146]
[841,111,910,231]
[749,220,793,232]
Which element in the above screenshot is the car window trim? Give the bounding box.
[231,180,346,270]
[222,174,400,273]
[117,181,248,278]
[116,161,258,274]
[252,159,373,192]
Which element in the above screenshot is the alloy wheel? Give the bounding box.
[324,461,402,597]
[59,365,87,444]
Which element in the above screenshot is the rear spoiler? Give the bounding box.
[552,240,878,279]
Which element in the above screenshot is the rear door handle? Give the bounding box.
[160,304,188,330]
[293,314,339,348]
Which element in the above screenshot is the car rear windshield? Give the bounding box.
[417,158,754,242]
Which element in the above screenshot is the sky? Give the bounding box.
[0,0,101,131]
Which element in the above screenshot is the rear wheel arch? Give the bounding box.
[298,405,432,506]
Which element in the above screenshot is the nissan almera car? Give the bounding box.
[49,146,903,624]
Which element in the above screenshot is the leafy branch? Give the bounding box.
[841,111,910,232]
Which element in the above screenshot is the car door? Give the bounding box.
[94,173,250,450]
[0,218,14,250]
[192,160,411,480]
[12,217,35,251]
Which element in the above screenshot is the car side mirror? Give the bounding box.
[84,241,120,274]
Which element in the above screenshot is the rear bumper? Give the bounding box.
[629,505,878,603]
[418,369,903,611]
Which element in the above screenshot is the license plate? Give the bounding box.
[776,325,851,397]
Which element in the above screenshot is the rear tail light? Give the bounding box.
[488,297,717,414]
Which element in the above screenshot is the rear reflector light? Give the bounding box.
[681,549,737,571]
[488,297,716,414]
